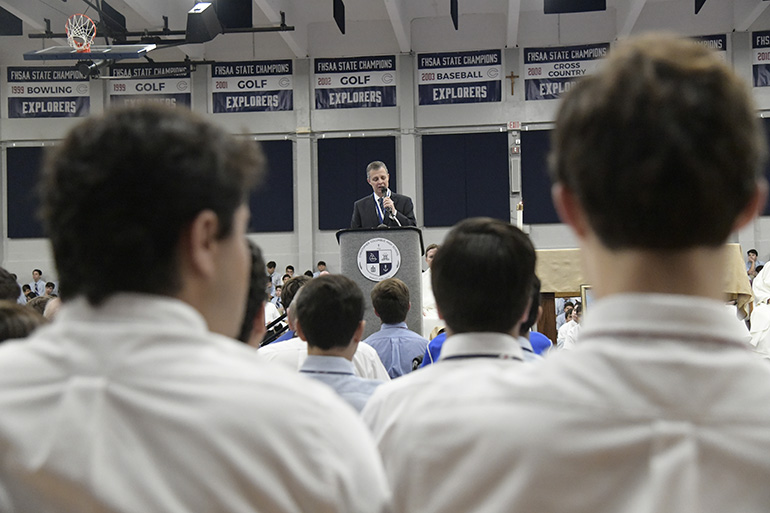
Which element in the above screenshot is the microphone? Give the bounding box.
[379,185,393,216]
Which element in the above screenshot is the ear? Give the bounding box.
[733,179,769,233]
[183,209,221,279]
[295,318,307,342]
[407,301,411,313]
[352,320,366,343]
[552,183,590,239]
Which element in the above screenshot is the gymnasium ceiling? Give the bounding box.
[0,0,768,62]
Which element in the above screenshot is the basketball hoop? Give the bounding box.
[65,14,96,53]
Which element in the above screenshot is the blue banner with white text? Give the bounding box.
[523,43,608,101]
[7,66,90,118]
[211,60,293,113]
[417,50,501,105]
[753,31,770,87]
[314,55,397,109]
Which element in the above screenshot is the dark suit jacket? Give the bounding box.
[350,193,417,228]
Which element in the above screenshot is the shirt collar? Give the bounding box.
[517,335,535,353]
[380,322,408,330]
[580,293,749,347]
[438,332,524,362]
[301,355,356,375]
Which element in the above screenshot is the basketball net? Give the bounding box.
[65,14,96,53]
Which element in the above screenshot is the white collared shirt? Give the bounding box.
[0,293,392,513]
[367,294,770,513]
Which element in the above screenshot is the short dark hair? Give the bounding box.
[295,275,364,350]
[432,218,536,333]
[282,275,311,311]
[45,282,55,289]
[303,270,314,277]
[371,278,410,324]
[238,240,269,343]
[520,276,542,336]
[285,265,294,272]
[41,104,264,305]
[425,243,439,254]
[317,261,326,267]
[266,261,276,269]
[32,269,42,276]
[550,34,766,250]
[749,249,759,256]
[0,300,47,343]
[0,267,20,301]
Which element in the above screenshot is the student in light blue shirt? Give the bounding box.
[363,278,429,378]
[296,275,384,412]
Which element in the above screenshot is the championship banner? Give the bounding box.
[693,34,727,61]
[314,55,396,109]
[524,43,609,101]
[417,49,501,105]
[108,63,191,107]
[7,66,90,118]
[211,60,293,113]
[753,31,770,87]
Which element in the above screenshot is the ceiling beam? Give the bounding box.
[383,0,410,53]
[734,0,770,32]
[252,0,307,57]
[617,0,647,38]
[506,0,521,48]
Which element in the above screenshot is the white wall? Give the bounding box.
[3,30,770,278]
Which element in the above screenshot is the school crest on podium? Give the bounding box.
[357,238,401,282]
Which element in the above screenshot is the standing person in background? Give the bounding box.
[351,161,417,228]
[28,269,45,297]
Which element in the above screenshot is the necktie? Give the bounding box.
[379,197,386,221]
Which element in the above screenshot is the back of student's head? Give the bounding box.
[238,240,269,343]
[295,275,364,350]
[432,217,535,334]
[519,276,542,337]
[550,33,766,250]
[371,278,410,324]
[0,301,47,344]
[282,275,311,311]
[41,104,264,305]
[0,267,20,301]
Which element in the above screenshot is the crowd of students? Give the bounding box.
[1,34,770,512]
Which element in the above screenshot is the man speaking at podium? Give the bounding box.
[351,161,417,228]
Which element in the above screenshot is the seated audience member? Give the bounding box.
[26,296,52,316]
[303,270,314,278]
[21,285,36,302]
[44,282,56,297]
[561,303,582,350]
[0,267,21,302]
[271,284,283,310]
[0,301,47,344]
[372,35,770,513]
[296,275,384,411]
[363,217,536,512]
[749,266,770,358]
[270,275,311,343]
[237,239,269,347]
[285,265,295,278]
[282,273,291,284]
[747,248,764,280]
[266,260,281,293]
[363,278,429,378]
[556,302,579,349]
[257,290,390,381]
[555,300,574,330]
[0,104,390,512]
[313,260,327,277]
[422,243,443,338]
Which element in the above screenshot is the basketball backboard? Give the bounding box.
[24,44,156,61]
